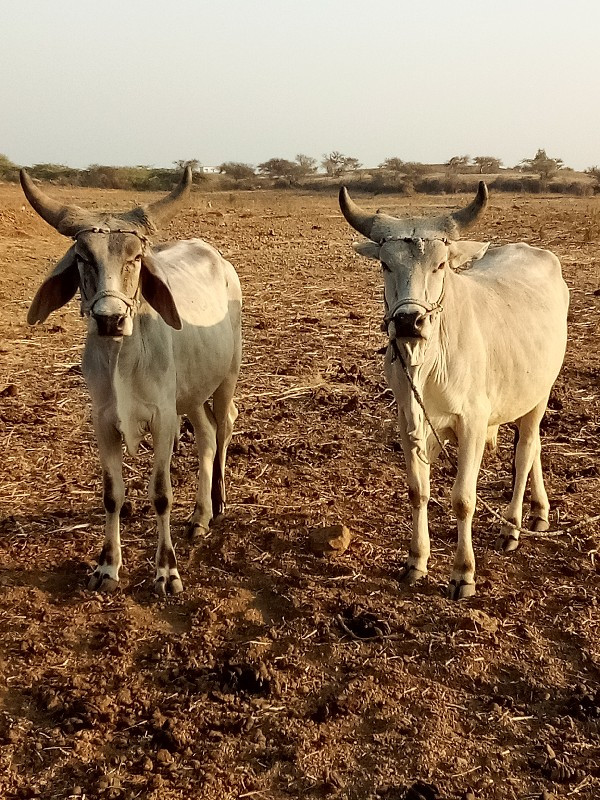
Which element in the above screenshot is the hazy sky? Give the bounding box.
[2,1,599,171]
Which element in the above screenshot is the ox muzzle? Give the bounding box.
[82,289,139,338]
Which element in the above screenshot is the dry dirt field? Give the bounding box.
[0,184,599,800]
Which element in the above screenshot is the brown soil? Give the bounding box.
[0,185,599,800]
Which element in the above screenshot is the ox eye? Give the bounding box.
[381,262,391,273]
[437,262,446,271]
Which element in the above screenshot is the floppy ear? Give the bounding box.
[140,254,182,330]
[28,246,80,324]
[353,241,381,260]
[447,240,490,270]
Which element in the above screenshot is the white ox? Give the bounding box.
[339,183,568,598]
[21,168,242,595]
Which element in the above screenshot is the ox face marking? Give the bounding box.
[340,182,568,599]
[75,231,144,338]
[378,238,448,342]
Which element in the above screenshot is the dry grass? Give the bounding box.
[0,186,599,800]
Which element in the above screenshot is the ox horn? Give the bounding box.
[339,186,381,242]
[20,169,93,237]
[450,181,489,233]
[144,166,192,228]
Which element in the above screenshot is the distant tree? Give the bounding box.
[321,152,361,177]
[343,156,362,172]
[0,153,19,181]
[520,149,564,180]
[173,158,202,172]
[218,162,255,180]
[403,161,429,177]
[379,157,405,173]
[257,158,300,179]
[585,166,600,192]
[295,154,317,176]
[473,156,502,174]
[321,151,346,177]
[445,155,471,173]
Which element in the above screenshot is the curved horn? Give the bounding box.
[20,169,92,237]
[339,186,380,242]
[144,166,192,228]
[450,181,489,233]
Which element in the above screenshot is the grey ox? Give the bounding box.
[340,183,568,599]
[21,168,242,595]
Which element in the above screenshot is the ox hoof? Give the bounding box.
[168,575,184,595]
[398,563,427,586]
[154,575,184,597]
[448,579,476,600]
[187,522,209,543]
[532,517,549,532]
[88,573,120,593]
[495,532,520,553]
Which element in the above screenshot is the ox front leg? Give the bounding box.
[398,426,431,586]
[151,416,183,596]
[449,420,487,600]
[89,421,124,592]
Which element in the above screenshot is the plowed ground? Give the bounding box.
[0,185,599,800]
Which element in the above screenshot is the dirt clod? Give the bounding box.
[337,604,392,639]
[309,523,353,556]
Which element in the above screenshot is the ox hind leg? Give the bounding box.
[211,378,239,518]
[186,402,218,541]
[150,413,183,596]
[496,398,549,553]
[89,420,125,592]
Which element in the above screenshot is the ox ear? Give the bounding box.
[447,240,490,270]
[27,246,79,325]
[353,241,381,260]
[140,254,182,330]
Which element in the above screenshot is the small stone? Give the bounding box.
[309,524,353,557]
[143,757,154,772]
[156,748,172,764]
[545,743,556,760]
[456,610,498,634]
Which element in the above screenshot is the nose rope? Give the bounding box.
[81,288,140,317]
[383,276,446,328]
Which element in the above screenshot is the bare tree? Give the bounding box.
[257,158,300,179]
[218,162,255,180]
[295,154,317,176]
[473,156,502,174]
[379,157,405,173]
[321,152,361,177]
[520,149,564,181]
[321,151,346,177]
[585,166,600,193]
[173,159,202,172]
[445,155,471,173]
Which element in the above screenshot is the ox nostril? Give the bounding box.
[93,313,127,337]
[393,311,425,338]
